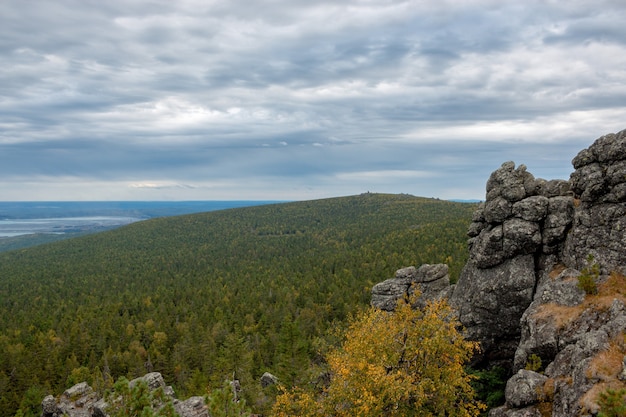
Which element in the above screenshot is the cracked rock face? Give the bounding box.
[564,130,626,275]
[450,161,574,364]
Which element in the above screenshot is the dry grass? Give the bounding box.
[533,271,626,330]
[533,303,584,329]
[598,271,626,300]
[580,334,626,414]
[580,380,626,415]
[586,339,626,381]
[535,272,626,415]
[548,263,567,279]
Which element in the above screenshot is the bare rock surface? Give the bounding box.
[371,264,451,310]
[564,129,626,274]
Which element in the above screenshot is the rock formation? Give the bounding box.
[371,263,451,310]
[372,129,626,417]
[41,373,208,417]
[449,161,575,365]
[564,129,626,275]
[490,130,626,416]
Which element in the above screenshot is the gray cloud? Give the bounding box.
[1,0,625,201]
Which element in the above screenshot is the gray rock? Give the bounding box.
[484,197,514,223]
[130,372,167,391]
[472,203,486,222]
[505,370,548,408]
[371,264,450,311]
[470,224,505,269]
[502,218,541,258]
[468,221,487,237]
[571,162,606,202]
[489,405,542,417]
[537,179,571,198]
[261,372,279,388]
[451,255,537,361]
[563,203,626,275]
[512,196,549,222]
[564,129,626,274]
[371,277,413,311]
[42,395,61,417]
[606,159,626,186]
[619,356,626,381]
[174,396,208,417]
[62,382,93,401]
[42,373,206,417]
[513,268,585,371]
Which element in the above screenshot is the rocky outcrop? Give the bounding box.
[371,264,451,310]
[371,129,626,417]
[490,130,626,416]
[564,130,626,275]
[41,373,208,417]
[41,382,102,417]
[449,161,574,364]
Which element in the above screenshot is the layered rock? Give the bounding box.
[450,161,574,364]
[371,264,451,310]
[564,129,626,275]
[491,131,626,416]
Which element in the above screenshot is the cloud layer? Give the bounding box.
[2,0,626,200]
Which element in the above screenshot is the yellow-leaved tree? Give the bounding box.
[272,290,485,417]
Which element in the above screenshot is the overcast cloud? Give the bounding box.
[2,0,626,201]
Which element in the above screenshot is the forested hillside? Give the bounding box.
[0,194,476,416]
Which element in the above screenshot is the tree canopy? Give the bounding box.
[272,290,485,417]
[0,194,476,416]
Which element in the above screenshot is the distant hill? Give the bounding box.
[0,201,282,253]
[0,193,475,417]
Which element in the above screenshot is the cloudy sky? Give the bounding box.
[2,0,626,201]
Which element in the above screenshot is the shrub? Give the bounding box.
[272,290,485,416]
[597,388,626,417]
[578,255,599,295]
[524,354,543,373]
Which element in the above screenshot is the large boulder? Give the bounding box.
[41,382,100,417]
[504,370,549,409]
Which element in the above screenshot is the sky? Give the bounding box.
[2,0,626,201]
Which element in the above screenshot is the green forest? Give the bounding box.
[0,194,477,416]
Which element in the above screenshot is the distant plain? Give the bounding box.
[0,201,282,250]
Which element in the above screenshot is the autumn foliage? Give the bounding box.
[272,290,485,416]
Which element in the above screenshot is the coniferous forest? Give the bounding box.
[0,194,477,416]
